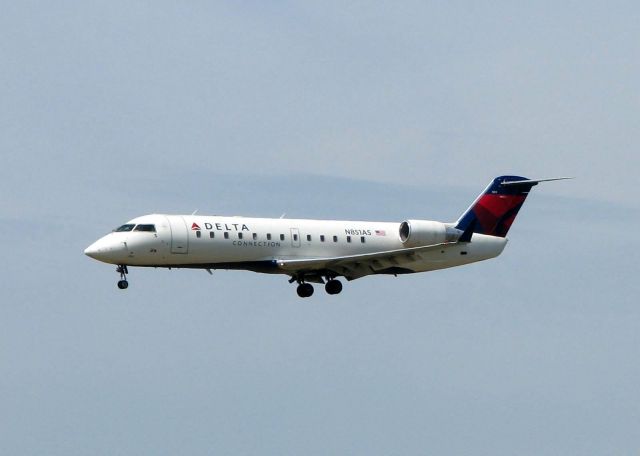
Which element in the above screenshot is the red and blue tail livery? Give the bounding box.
[455,176,570,238]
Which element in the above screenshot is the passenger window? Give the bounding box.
[280,234,285,241]
[115,224,135,232]
[238,233,243,239]
[253,233,257,240]
[347,235,351,243]
[320,235,325,242]
[209,232,214,239]
[306,235,311,241]
[134,224,156,232]
[267,233,272,240]
[196,231,201,238]
[361,236,365,243]
[333,235,338,242]
[224,232,229,239]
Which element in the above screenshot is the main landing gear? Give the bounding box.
[325,279,343,295]
[116,265,129,290]
[293,276,343,298]
[296,282,314,298]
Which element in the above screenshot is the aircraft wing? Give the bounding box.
[275,242,456,281]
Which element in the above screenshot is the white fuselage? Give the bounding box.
[85,213,508,275]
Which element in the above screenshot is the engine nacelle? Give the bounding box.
[399,220,453,247]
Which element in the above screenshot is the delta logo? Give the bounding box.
[189,221,250,231]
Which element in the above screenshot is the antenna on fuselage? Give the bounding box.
[191,209,198,215]
[279,213,286,219]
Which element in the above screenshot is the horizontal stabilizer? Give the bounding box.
[500,177,573,186]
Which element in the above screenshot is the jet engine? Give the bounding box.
[399,220,459,247]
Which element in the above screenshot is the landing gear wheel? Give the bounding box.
[116,265,129,290]
[325,279,343,295]
[296,283,314,298]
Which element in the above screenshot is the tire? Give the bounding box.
[296,283,314,298]
[325,280,342,295]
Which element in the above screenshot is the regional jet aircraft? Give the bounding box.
[84,176,569,297]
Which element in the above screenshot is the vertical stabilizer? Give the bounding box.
[455,176,536,238]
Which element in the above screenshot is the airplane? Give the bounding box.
[84,175,570,297]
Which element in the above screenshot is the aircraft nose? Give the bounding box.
[84,242,100,259]
[84,235,128,263]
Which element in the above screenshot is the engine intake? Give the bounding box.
[399,220,455,247]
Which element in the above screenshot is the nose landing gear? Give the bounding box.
[116,265,129,289]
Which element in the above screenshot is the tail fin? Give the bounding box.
[455,176,570,238]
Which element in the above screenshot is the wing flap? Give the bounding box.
[276,242,455,280]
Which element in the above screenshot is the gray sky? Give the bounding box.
[1,1,639,455]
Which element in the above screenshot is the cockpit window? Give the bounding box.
[134,224,156,232]
[114,224,135,232]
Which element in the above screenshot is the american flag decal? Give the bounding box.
[375,230,386,236]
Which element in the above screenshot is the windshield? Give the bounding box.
[134,224,156,232]
[114,224,135,232]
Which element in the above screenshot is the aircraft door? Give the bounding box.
[166,216,189,254]
[290,228,301,248]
